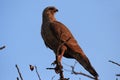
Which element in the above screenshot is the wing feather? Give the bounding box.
[49,21,84,53]
[50,21,72,42]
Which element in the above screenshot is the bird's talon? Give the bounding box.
[55,66,60,74]
[51,60,57,66]
[54,65,63,74]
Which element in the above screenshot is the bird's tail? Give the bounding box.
[71,51,98,78]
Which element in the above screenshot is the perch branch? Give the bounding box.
[55,38,71,80]
[15,64,23,80]
[47,37,70,80]
[46,67,69,80]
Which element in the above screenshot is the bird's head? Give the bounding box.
[42,6,58,22]
[43,6,58,16]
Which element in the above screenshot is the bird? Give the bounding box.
[41,6,98,79]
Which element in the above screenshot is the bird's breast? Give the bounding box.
[41,24,60,51]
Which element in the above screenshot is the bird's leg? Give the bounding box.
[51,44,67,66]
[55,45,67,73]
[58,46,67,62]
[54,38,70,66]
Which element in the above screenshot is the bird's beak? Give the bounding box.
[55,9,58,12]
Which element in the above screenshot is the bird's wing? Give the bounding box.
[50,21,83,53]
[50,21,72,42]
[50,21,99,77]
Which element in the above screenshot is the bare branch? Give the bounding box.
[64,62,96,80]
[15,64,23,80]
[46,67,69,80]
[46,67,56,70]
[109,60,120,66]
[70,66,95,79]
[0,45,5,50]
[35,66,41,80]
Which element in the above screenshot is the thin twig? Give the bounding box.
[35,66,41,80]
[116,74,120,76]
[15,64,23,80]
[17,77,19,80]
[71,66,95,79]
[64,62,96,80]
[51,75,55,80]
[46,68,55,70]
[46,67,69,80]
[0,45,5,50]
[109,60,120,66]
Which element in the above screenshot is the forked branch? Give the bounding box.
[64,62,97,80]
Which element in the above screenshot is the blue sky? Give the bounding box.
[0,0,120,80]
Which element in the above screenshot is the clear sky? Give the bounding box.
[0,0,120,80]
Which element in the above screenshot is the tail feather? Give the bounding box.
[71,52,98,78]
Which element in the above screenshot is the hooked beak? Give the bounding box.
[55,9,58,12]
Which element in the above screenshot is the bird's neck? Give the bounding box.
[43,15,56,23]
